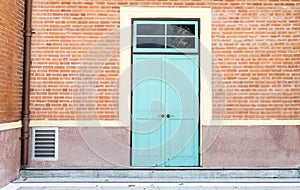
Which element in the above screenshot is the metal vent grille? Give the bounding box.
[33,128,58,161]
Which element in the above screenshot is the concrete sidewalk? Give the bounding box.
[3,182,300,190]
[2,169,300,190]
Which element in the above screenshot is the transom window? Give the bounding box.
[133,20,199,53]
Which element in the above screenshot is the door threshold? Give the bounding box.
[22,167,203,170]
[21,167,300,171]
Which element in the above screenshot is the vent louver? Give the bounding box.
[33,128,58,160]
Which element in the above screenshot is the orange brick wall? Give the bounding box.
[31,0,299,121]
[0,0,24,124]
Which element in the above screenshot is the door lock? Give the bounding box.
[159,114,171,118]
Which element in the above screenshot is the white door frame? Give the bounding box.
[119,7,212,166]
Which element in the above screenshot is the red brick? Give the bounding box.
[28,0,300,121]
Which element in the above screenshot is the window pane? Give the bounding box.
[167,24,195,36]
[167,37,195,48]
[137,37,165,48]
[137,24,165,35]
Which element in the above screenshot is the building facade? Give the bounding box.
[0,0,25,187]
[1,0,300,187]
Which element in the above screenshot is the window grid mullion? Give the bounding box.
[164,24,167,49]
[136,35,165,37]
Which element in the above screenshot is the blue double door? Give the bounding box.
[132,54,199,167]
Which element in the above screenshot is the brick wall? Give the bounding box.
[211,1,300,120]
[31,0,299,121]
[0,0,24,124]
[0,0,24,186]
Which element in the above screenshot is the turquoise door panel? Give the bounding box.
[165,55,199,166]
[165,119,198,166]
[165,55,199,118]
[132,118,165,166]
[132,55,166,166]
[132,55,165,119]
[132,54,199,167]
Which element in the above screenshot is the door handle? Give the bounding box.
[159,114,165,118]
[166,114,171,118]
